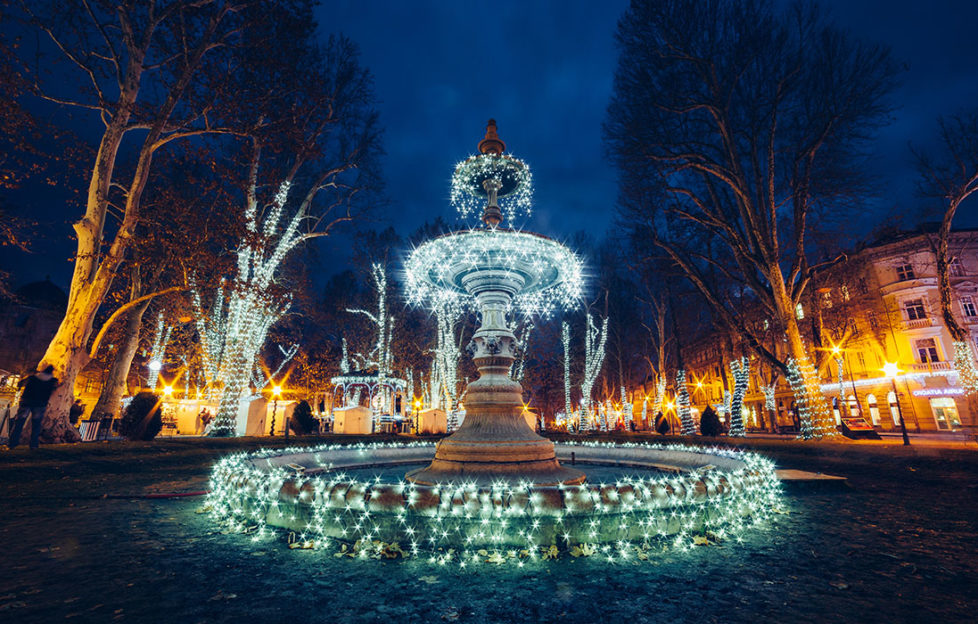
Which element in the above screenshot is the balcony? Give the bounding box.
[909,361,954,374]
[903,317,936,330]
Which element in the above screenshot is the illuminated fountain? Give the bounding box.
[404,119,584,485]
[206,122,781,563]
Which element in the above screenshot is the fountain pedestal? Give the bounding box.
[406,282,584,485]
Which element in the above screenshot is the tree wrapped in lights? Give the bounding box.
[579,313,609,428]
[786,356,837,439]
[562,321,573,426]
[676,369,695,435]
[728,357,750,437]
[146,312,173,391]
[429,300,462,421]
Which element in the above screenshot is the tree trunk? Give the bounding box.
[772,269,838,438]
[91,300,152,419]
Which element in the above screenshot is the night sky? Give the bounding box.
[3,0,978,291]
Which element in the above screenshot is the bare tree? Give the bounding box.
[606,0,897,438]
[5,0,254,441]
[915,112,978,395]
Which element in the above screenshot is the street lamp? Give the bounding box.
[882,362,910,446]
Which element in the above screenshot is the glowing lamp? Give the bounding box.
[273,385,283,397]
[881,362,901,378]
[162,385,173,396]
[148,359,162,372]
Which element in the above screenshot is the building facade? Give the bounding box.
[681,227,978,434]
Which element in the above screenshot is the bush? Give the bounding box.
[120,391,163,441]
[289,400,318,435]
[700,406,723,437]
[655,412,670,435]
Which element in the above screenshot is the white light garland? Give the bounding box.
[146,311,172,390]
[676,369,695,435]
[404,229,584,318]
[952,341,978,396]
[786,356,839,440]
[450,153,533,224]
[205,440,782,565]
[728,358,749,437]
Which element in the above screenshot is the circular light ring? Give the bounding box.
[451,154,533,223]
[404,229,584,317]
[206,441,782,560]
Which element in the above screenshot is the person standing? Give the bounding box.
[8,365,59,449]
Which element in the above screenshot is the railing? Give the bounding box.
[909,361,954,373]
[903,317,934,330]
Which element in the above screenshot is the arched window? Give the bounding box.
[832,397,840,424]
[866,394,880,425]
[888,390,900,426]
[847,394,859,421]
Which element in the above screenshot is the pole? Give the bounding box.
[891,376,910,446]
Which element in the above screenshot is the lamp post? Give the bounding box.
[882,362,910,446]
[270,385,282,438]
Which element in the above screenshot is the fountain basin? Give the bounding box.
[207,441,781,561]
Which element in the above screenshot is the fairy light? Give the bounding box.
[146,311,173,390]
[728,358,749,437]
[205,439,782,565]
[450,153,533,224]
[786,356,839,439]
[952,341,978,396]
[195,179,303,436]
[404,229,584,318]
[579,313,609,427]
[676,369,695,435]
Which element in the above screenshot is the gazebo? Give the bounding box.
[330,370,408,431]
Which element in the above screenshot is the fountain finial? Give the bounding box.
[478,119,506,155]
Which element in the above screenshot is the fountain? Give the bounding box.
[206,122,781,563]
[404,120,584,486]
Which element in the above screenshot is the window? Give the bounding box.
[904,298,927,321]
[84,377,100,394]
[888,390,900,426]
[961,296,977,318]
[847,394,860,421]
[857,352,866,371]
[841,285,851,301]
[896,264,915,281]
[950,257,963,276]
[914,337,940,363]
[866,394,880,425]
[930,397,961,430]
[866,311,879,330]
[795,302,805,320]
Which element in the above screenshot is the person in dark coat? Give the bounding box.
[9,364,59,449]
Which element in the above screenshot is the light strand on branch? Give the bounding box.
[728,358,749,437]
[676,369,695,435]
[953,341,978,396]
[786,356,839,439]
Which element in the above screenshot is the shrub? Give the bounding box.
[120,391,163,441]
[289,400,318,435]
[699,406,723,437]
[655,412,670,435]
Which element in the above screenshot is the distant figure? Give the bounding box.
[68,399,85,426]
[9,365,60,449]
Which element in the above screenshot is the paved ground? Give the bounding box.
[1,434,976,623]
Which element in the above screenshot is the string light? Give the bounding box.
[146,311,172,390]
[676,369,695,435]
[952,341,978,396]
[450,153,533,224]
[579,313,609,429]
[786,356,839,439]
[728,358,749,437]
[205,440,782,565]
